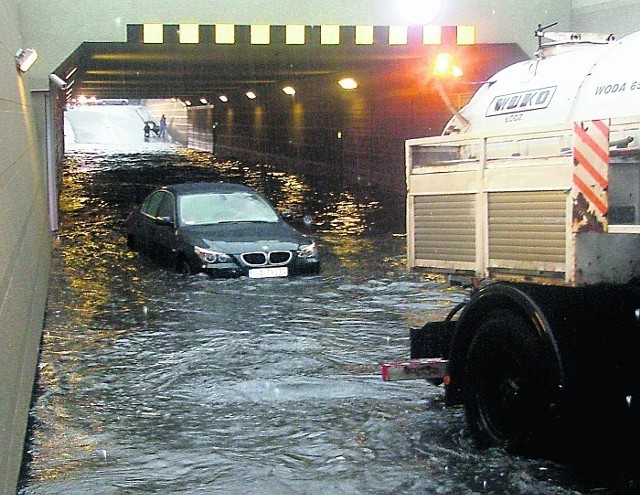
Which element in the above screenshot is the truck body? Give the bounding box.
[384,28,640,454]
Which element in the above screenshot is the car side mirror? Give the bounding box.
[302,214,313,227]
[280,211,314,229]
[156,216,174,226]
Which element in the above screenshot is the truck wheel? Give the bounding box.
[463,312,552,454]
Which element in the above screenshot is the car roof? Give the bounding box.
[160,182,257,196]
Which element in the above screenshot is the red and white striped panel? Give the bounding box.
[572,120,610,232]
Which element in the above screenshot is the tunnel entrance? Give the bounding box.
[53,26,528,201]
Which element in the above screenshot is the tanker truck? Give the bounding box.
[383,26,640,456]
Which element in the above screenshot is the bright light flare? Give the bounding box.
[338,78,358,90]
[433,53,463,78]
[397,0,442,25]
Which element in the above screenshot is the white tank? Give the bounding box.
[447,30,640,134]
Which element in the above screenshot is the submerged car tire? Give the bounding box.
[127,234,138,251]
[463,311,553,454]
[308,263,321,275]
[177,257,193,276]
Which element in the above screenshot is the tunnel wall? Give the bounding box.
[185,85,421,196]
[0,2,51,494]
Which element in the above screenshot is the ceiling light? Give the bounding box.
[282,86,296,96]
[246,91,256,99]
[338,78,358,90]
[219,95,229,102]
[15,48,38,72]
[200,98,208,104]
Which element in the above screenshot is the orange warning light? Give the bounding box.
[433,53,463,78]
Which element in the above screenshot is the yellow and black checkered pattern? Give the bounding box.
[127,24,475,46]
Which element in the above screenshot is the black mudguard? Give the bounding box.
[410,301,465,359]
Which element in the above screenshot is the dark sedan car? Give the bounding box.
[126,182,320,278]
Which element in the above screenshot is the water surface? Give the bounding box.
[19,145,639,494]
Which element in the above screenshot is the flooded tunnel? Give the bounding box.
[23,122,640,494]
[24,123,634,495]
[18,22,640,495]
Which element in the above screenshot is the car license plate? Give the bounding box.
[248,267,289,279]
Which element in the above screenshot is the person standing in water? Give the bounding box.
[159,114,167,140]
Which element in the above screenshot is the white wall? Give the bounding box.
[0,1,51,494]
[571,0,640,36]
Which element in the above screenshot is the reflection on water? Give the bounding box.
[19,147,640,494]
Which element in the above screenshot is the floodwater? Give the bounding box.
[18,144,640,494]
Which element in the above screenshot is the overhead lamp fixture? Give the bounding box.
[219,95,229,102]
[282,86,296,96]
[184,100,192,106]
[338,78,358,90]
[200,97,208,104]
[246,91,256,99]
[15,48,38,72]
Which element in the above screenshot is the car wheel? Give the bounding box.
[463,312,553,454]
[177,257,193,276]
[127,234,137,251]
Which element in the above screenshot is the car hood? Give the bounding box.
[181,221,311,253]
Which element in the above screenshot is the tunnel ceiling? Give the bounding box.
[56,40,529,102]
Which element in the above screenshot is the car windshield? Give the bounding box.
[178,192,280,226]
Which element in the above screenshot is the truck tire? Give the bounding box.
[463,311,553,454]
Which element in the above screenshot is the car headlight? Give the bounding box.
[194,246,233,264]
[297,242,317,258]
